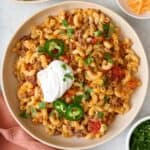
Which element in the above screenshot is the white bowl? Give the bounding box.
[1,1,149,150]
[126,116,150,150]
[116,0,150,19]
[14,0,50,4]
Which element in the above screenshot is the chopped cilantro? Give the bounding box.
[20,111,30,119]
[67,28,74,37]
[104,95,110,103]
[38,102,46,109]
[63,73,74,82]
[31,107,37,117]
[85,87,93,93]
[62,19,68,27]
[130,120,150,150]
[61,63,67,70]
[79,82,85,88]
[97,112,104,119]
[103,23,110,37]
[83,87,92,100]
[84,55,94,65]
[94,30,103,37]
[73,95,84,104]
[104,52,113,64]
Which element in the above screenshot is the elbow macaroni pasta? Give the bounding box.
[12,9,141,139]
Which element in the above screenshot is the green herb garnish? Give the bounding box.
[73,95,84,104]
[97,112,104,119]
[83,87,92,100]
[84,55,94,65]
[38,102,46,109]
[20,111,30,119]
[79,82,85,88]
[63,73,74,81]
[94,30,103,37]
[31,107,37,117]
[104,95,110,103]
[103,23,110,37]
[67,28,74,38]
[62,19,68,27]
[61,63,67,70]
[104,52,113,64]
[130,120,150,150]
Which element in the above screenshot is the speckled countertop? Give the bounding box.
[0,0,150,150]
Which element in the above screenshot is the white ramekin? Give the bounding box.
[126,116,150,150]
[116,0,150,19]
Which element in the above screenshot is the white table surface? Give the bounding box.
[0,0,150,150]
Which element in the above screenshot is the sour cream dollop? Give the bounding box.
[37,60,74,102]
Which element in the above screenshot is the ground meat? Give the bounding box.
[109,97,123,107]
[26,63,33,71]
[25,76,37,86]
[27,89,35,97]
[69,42,76,50]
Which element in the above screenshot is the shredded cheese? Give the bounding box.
[128,0,150,15]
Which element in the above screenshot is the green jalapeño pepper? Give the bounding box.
[38,39,65,58]
[53,98,67,114]
[65,104,84,121]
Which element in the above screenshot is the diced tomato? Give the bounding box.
[27,89,35,97]
[26,63,33,71]
[111,66,124,80]
[88,120,101,134]
[65,89,75,97]
[91,37,103,44]
[25,76,36,86]
[45,54,52,62]
[127,79,139,89]
[91,38,98,44]
[60,55,70,64]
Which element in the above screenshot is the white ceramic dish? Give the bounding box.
[14,0,50,4]
[126,116,150,150]
[116,0,150,19]
[1,1,149,150]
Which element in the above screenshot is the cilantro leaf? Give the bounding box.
[104,52,113,64]
[62,19,68,27]
[97,112,104,119]
[104,95,110,103]
[84,55,94,65]
[63,73,74,82]
[61,63,67,70]
[73,95,84,104]
[20,111,30,119]
[67,28,74,38]
[38,102,46,109]
[94,30,103,37]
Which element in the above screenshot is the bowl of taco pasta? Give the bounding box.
[1,1,149,150]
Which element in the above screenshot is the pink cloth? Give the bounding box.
[0,94,56,150]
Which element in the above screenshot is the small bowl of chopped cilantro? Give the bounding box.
[126,116,150,150]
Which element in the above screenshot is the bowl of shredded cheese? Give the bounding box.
[116,0,150,19]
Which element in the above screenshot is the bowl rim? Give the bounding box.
[116,0,150,20]
[0,1,149,149]
[14,0,50,4]
[126,116,150,150]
